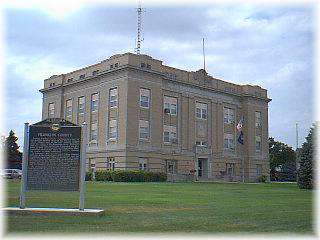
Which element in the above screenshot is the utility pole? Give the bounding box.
[295,122,299,180]
[295,122,299,150]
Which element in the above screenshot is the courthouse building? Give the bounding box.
[40,52,271,182]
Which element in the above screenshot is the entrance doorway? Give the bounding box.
[197,158,207,179]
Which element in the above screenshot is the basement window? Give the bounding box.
[92,70,99,76]
[196,141,208,147]
[67,78,73,83]
[140,62,146,68]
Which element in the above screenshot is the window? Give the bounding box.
[65,99,72,119]
[49,82,55,87]
[78,96,85,115]
[140,62,146,68]
[139,120,150,140]
[88,158,97,171]
[90,121,98,144]
[166,160,177,174]
[163,130,170,143]
[107,157,115,170]
[140,88,150,108]
[224,107,235,124]
[195,141,208,147]
[224,133,235,150]
[48,103,55,118]
[256,164,262,176]
[110,64,114,69]
[114,63,119,68]
[108,119,117,140]
[171,103,177,115]
[166,72,177,80]
[109,88,118,108]
[171,127,177,143]
[92,70,99,76]
[89,159,96,170]
[139,158,148,170]
[196,102,207,119]
[79,74,85,79]
[255,111,262,128]
[67,78,73,83]
[91,93,99,112]
[163,96,177,115]
[226,163,235,176]
[163,125,177,144]
[255,135,262,151]
[146,64,151,69]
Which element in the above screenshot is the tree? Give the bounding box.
[297,124,316,189]
[269,137,296,182]
[5,130,22,169]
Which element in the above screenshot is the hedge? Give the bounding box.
[86,170,167,182]
[257,175,268,183]
[85,171,92,181]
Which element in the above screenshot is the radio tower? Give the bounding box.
[135,3,144,54]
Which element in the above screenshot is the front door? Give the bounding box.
[198,159,203,177]
[197,158,208,179]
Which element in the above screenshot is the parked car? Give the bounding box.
[2,169,22,179]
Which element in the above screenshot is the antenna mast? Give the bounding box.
[202,38,206,71]
[135,3,144,55]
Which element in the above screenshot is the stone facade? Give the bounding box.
[40,52,271,182]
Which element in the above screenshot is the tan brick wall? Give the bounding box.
[40,52,271,182]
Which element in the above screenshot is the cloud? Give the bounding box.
[3,3,315,148]
[7,55,75,83]
[4,0,86,20]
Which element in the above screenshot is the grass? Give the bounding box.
[4,180,313,234]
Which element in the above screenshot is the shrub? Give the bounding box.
[95,170,113,181]
[143,171,154,182]
[86,170,167,182]
[258,175,267,183]
[151,172,167,182]
[85,171,92,181]
[298,124,315,189]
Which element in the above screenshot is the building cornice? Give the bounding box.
[39,63,271,103]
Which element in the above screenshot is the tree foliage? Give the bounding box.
[297,124,316,189]
[5,130,22,169]
[269,137,296,181]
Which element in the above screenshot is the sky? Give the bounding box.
[2,0,317,149]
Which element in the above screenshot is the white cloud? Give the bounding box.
[4,0,86,20]
[4,3,315,148]
[7,55,75,83]
[265,61,309,85]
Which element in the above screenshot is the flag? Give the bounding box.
[236,116,244,132]
[237,116,244,145]
[237,131,244,145]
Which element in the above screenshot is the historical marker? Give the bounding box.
[26,118,81,191]
[2,118,105,215]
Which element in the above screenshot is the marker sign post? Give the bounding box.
[26,119,81,191]
[5,118,104,216]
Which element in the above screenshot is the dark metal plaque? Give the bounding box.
[26,118,81,191]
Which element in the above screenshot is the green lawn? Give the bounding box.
[5,180,313,234]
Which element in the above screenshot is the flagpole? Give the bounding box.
[242,146,245,183]
[236,116,245,183]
